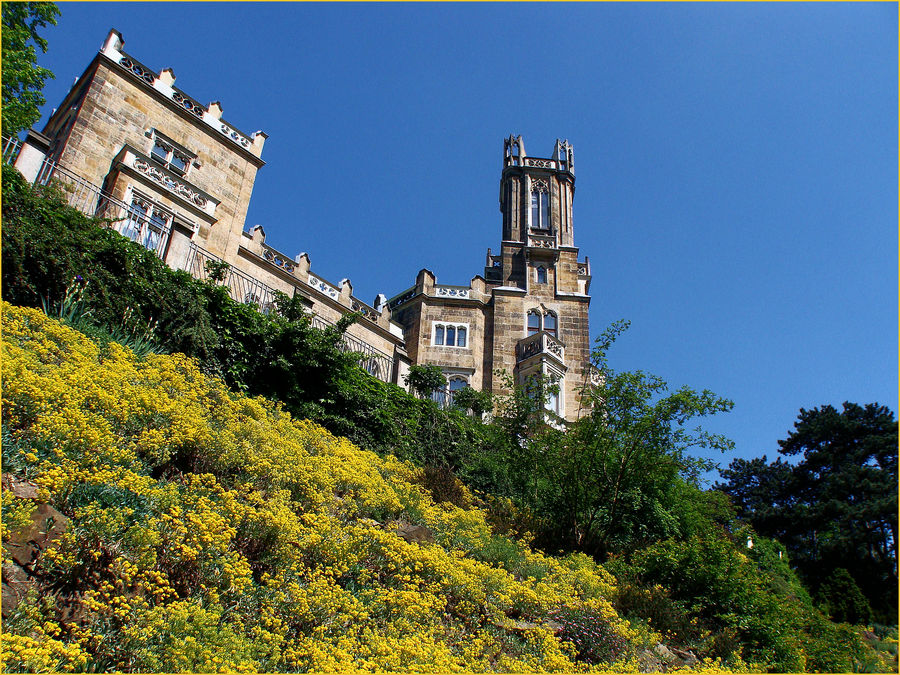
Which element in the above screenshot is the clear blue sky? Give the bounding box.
[32,3,898,481]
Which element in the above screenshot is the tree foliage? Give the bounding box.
[716,402,899,623]
[610,533,877,672]
[467,321,735,560]
[1,1,59,137]
[0,164,496,470]
[548,321,733,558]
[403,364,446,399]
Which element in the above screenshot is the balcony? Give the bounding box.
[516,331,565,367]
[113,145,218,220]
[2,136,396,385]
[526,233,559,262]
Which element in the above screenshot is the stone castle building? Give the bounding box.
[6,29,594,420]
[389,136,593,419]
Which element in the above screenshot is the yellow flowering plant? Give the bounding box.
[2,303,667,672]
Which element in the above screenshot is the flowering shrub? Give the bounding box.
[1,303,654,672]
[548,605,629,666]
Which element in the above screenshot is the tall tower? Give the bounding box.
[389,136,592,421]
[485,135,592,419]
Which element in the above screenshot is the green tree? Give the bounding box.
[403,364,446,399]
[480,321,734,559]
[450,385,492,418]
[815,568,874,625]
[542,320,734,558]
[1,2,59,137]
[716,402,898,623]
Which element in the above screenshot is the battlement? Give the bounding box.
[99,29,267,159]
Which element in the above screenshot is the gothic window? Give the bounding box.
[536,265,547,284]
[544,311,557,338]
[433,322,469,348]
[121,192,171,254]
[149,131,193,176]
[449,376,467,392]
[146,208,169,251]
[526,309,558,337]
[448,376,468,403]
[531,179,550,230]
[527,310,541,336]
[122,198,148,242]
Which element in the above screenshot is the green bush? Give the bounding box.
[1,165,498,476]
[611,534,875,672]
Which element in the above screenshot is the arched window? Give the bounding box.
[145,208,169,252]
[527,309,559,336]
[544,311,557,338]
[536,266,547,284]
[531,188,550,229]
[435,325,445,346]
[457,326,467,347]
[448,376,468,403]
[122,197,149,242]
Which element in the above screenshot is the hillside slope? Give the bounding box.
[1,303,670,672]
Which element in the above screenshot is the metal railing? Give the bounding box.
[3,140,174,258]
[3,136,21,164]
[187,243,279,309]
[3,135,395,384]
[187,243,394,382]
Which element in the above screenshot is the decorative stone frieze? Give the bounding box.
[528,235,556,249]
[133,156,208,207]
[526,158,555,169]
[171,90,204,118]
[308,275,339,300]
[118,56,154,84]
[435,286,470,298]
[262,246,295,273]
[220,122,251,149]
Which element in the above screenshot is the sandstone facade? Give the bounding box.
[15,31,594,420]
[390,136,593,420]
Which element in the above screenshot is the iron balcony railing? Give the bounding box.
[3,135,21,164]
[186,242,394,382]
[2,137,174,258]
[3,136,395,383]
[184,244,396,382]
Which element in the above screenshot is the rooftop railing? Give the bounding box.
[186,243,394,381]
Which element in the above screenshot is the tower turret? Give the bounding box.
[493,136,577,288]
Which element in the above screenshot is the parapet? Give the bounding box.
[100,29,266,160]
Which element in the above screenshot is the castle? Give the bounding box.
[6,29,594,420]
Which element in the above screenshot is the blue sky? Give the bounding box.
[32,3,897,480]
